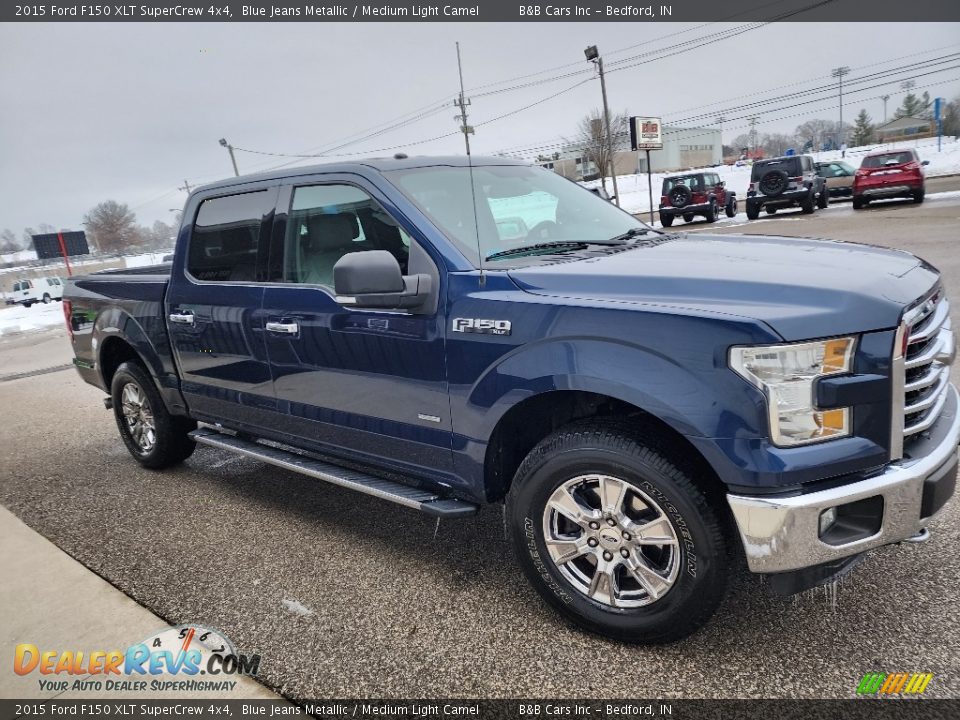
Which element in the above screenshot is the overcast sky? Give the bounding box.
[1,21,958,234]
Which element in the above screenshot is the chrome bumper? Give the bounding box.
[727,384,960,573]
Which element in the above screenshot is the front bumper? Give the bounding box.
[727,383,959,574]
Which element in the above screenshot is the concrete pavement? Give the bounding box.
[0,504,283,701]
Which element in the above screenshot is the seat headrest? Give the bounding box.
[304,212,360,252]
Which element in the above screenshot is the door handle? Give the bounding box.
[168,310,194,325]
[266,321,300,335]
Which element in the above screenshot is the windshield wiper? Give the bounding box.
[485,239,625,262]
[606,227,659,243]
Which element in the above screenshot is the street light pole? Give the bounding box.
[831,66,850,148]
[585,45,620,207]
[219,138,239,177]
[881,94,890,123]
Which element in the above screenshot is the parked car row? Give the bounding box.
[658,148,929,226]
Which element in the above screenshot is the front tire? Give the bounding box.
[507,420,728,644]
[111,361,197,469]
[853,195,866,210]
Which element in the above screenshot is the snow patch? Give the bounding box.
[281,598,313,616]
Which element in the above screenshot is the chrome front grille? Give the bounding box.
[901,290,954,443]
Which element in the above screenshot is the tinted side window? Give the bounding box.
[189,190,272,282]
[284,184,410,287]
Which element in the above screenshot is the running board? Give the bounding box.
[189,427,478,518]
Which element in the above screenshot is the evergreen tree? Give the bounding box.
[851,109,874,146]
[896,91,932,119]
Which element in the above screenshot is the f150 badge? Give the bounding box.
[452,318,512,335]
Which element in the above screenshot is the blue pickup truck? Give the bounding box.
[65,156,958,643]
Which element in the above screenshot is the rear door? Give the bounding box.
[166,183,279,430]
[259,175,453,478]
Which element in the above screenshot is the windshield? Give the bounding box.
[386,164,648,266]
[862,152,914,168]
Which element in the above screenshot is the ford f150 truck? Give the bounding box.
[64,156,958,643]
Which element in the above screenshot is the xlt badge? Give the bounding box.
[452,318,512,336]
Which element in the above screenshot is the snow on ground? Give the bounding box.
[590,136,960,216]
[0,300,66,336]
[123,251,173,268]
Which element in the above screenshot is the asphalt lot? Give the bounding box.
[1,191,959,700]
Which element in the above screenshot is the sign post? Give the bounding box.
[56,232,73,277]
[934,97,943,152]
[630,116,663,225]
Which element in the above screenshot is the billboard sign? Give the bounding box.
[630,116,663,150]
[32,231,89,260]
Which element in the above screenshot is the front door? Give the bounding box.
[166,185,278,430]
[260,178,453,480]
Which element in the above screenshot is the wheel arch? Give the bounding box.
[483,388,730,520]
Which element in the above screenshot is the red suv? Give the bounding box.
[852,149,929,209]
[658,171,736,226]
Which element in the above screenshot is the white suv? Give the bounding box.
[9,277,65,307]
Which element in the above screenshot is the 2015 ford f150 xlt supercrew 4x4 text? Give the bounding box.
[64,157,958,643]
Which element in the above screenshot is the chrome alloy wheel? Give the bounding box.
[121,382,156,454]
[542,474,680,608]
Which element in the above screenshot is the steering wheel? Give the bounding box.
[527,220,559,240]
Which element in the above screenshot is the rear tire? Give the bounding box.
[659,213,674,228]
[765,206,778,215]
[682,213,695,223]
[507,420,728,644]
[111,361,197,469]
[746,202,760,220]
[725,197,737,218]
[817,187,829,209]
[913,189,925,204]
[800,191,816,214]
[42,293,51,304]
[704,201,717,223]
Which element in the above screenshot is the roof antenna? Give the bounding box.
[455,41,484,283]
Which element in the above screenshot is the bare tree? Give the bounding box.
[572,108,629,190]
[22,227,36,247]
[83,200,139,253]
[760,133,795,157]
[1,228,20,253]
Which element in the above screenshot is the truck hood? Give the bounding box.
[507,233,938,341]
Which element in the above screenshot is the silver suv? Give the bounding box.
[745,154,829,219]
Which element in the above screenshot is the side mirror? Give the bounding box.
[718,181,726,188]
[334,251,432,311]
[922,160,930,166]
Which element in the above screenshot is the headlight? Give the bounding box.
[730,337,855,447]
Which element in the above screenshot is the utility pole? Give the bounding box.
[880,94,890,123]
[218,138,239,177]
[748,116,759,156]
[178,179,193,194]
[585,45,620,207]
[831,66,851,148]
[454,42,473,156]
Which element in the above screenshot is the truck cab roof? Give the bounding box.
[193,155,529,195]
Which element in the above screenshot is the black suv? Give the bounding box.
[745,155,828,219]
